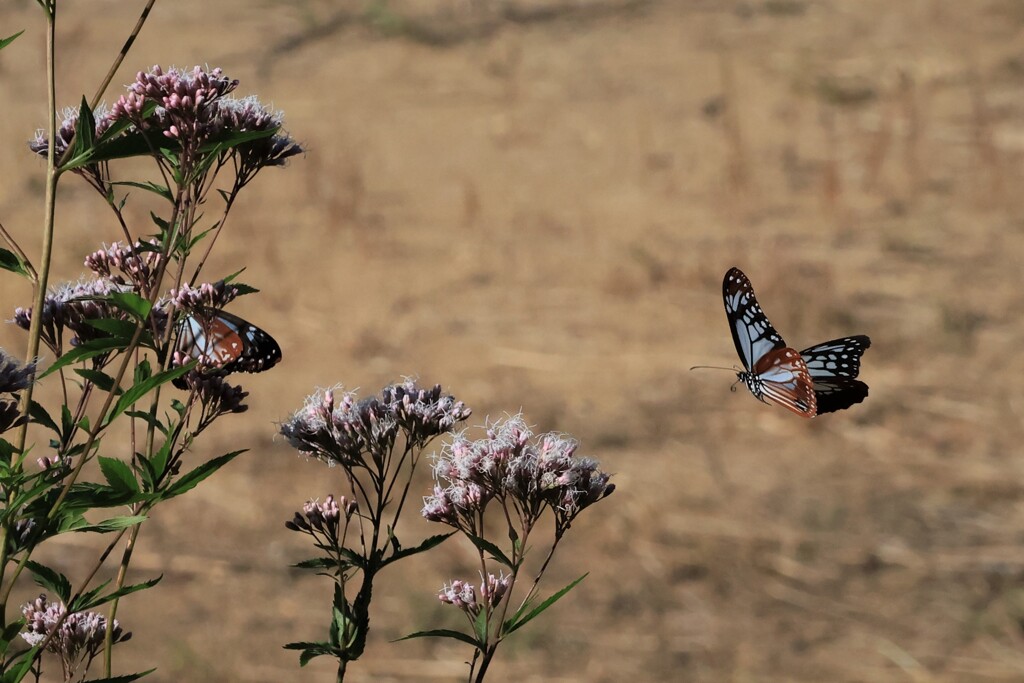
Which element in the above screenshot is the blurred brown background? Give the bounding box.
[2,0,1024,680]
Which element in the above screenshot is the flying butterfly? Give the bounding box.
[694,267,871,417]
[172,309,282,389]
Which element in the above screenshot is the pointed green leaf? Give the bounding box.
[73,575,161,612]
[0,247,31,278]
[110,180,173,203]
[28,401,60,436]
[72,514,147,534]
[74,368,120,393]
[109,291,152,322]
[504,573,587,635]
[25,560,72,602]
[105,364,192,425]
[465,533,515,568]
[81,669,156,683]
[0,30,25,51]
[71,97,97,159]
[382,532,454,567]
[98,457,139,494]
[394,628,481,648]
[160,450,245,499]
[40,337,129,379]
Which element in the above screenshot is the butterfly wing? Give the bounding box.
[722,267,787,371]
[174,309,282,388]
[799,336,871,414]
[753,346,817,417]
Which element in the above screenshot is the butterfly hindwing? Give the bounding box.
[722,267,786,372]
[753,346,817,417]
[799,336,871,414]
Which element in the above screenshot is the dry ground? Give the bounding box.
[2,0,1024,681]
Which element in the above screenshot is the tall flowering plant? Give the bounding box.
[0,20,301,679]
[279,381,471,680]
[407,415,615,682]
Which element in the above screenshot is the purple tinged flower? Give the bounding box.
[85,239,165,293]
[479,572,511,608]
[439,580,478,615]
[0,350,35,395]
[21,595,130,678]
[380,380,472,447]
[423,415,613,531]
[13,278,134,354]
[287,494,355,539]
[28,105,116,159]
[169,280,239,312]
[184,372,249,429]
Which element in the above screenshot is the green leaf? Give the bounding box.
[25,560,72,603]
[28,401,60,436]
[394,628,481,648]
[73,575,161,612]
[292,557,346,570]
[3,646,40,683]
[70,514,147,534]
[109,291,152,322]
[0,30,25,51]
[283,641,337,667]
[40,337,129,379]
[81,670,156,683]
[504,573,587,635]
[62,482,146,510]
[98,457,139,494]
[160,450,245,499]
[74,368,120,394]
[105,364,192,425]
[464,533,515,569]
[0,247,31,278]
[72,97,97,160]
[110,180,173,203]
[382,532,454,567]
[84,317,146,341]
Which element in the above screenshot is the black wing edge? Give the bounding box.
[812,378,869,415]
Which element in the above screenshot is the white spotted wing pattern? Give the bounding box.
[799,336,871,414]
[173,308,282,388]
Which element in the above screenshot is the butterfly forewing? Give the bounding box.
[722,267,786,371]
[799,335,871,414]
[174,309,281,387]
[754,347,817,417]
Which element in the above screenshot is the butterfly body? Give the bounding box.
[721,267,870,417]
[173,309,281,387]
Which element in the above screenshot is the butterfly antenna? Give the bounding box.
[689,365,737,373]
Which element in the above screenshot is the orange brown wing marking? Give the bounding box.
[755,347,817,418]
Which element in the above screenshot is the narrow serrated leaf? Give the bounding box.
[465,533,515,568]
[72,514,147,534]
[40,337,128,379]
[161,450,245,499]
[0,30,25,51]
[28,401,60,435]
[109,291,152,322]
[0,247,31,278]
[504,573,587,635]
[81,669,156,683]
[382,532,454,567]
[105,365,191,425]
[74,368,120,393]
[25,560,72,602]
[110,180,173,202]
[394,628,481,647]
[98,457,139,493]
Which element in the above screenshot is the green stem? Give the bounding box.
[0,0,60,628]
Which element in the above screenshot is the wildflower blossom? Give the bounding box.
[14,278,133,354]
[280,382,469,469]
[423,415,614,535]
[85,238,166,293]
[168,280,239,313]
[21,595,130,679]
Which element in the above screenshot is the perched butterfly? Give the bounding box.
[172,309,282,389]
[711,267,871,417]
